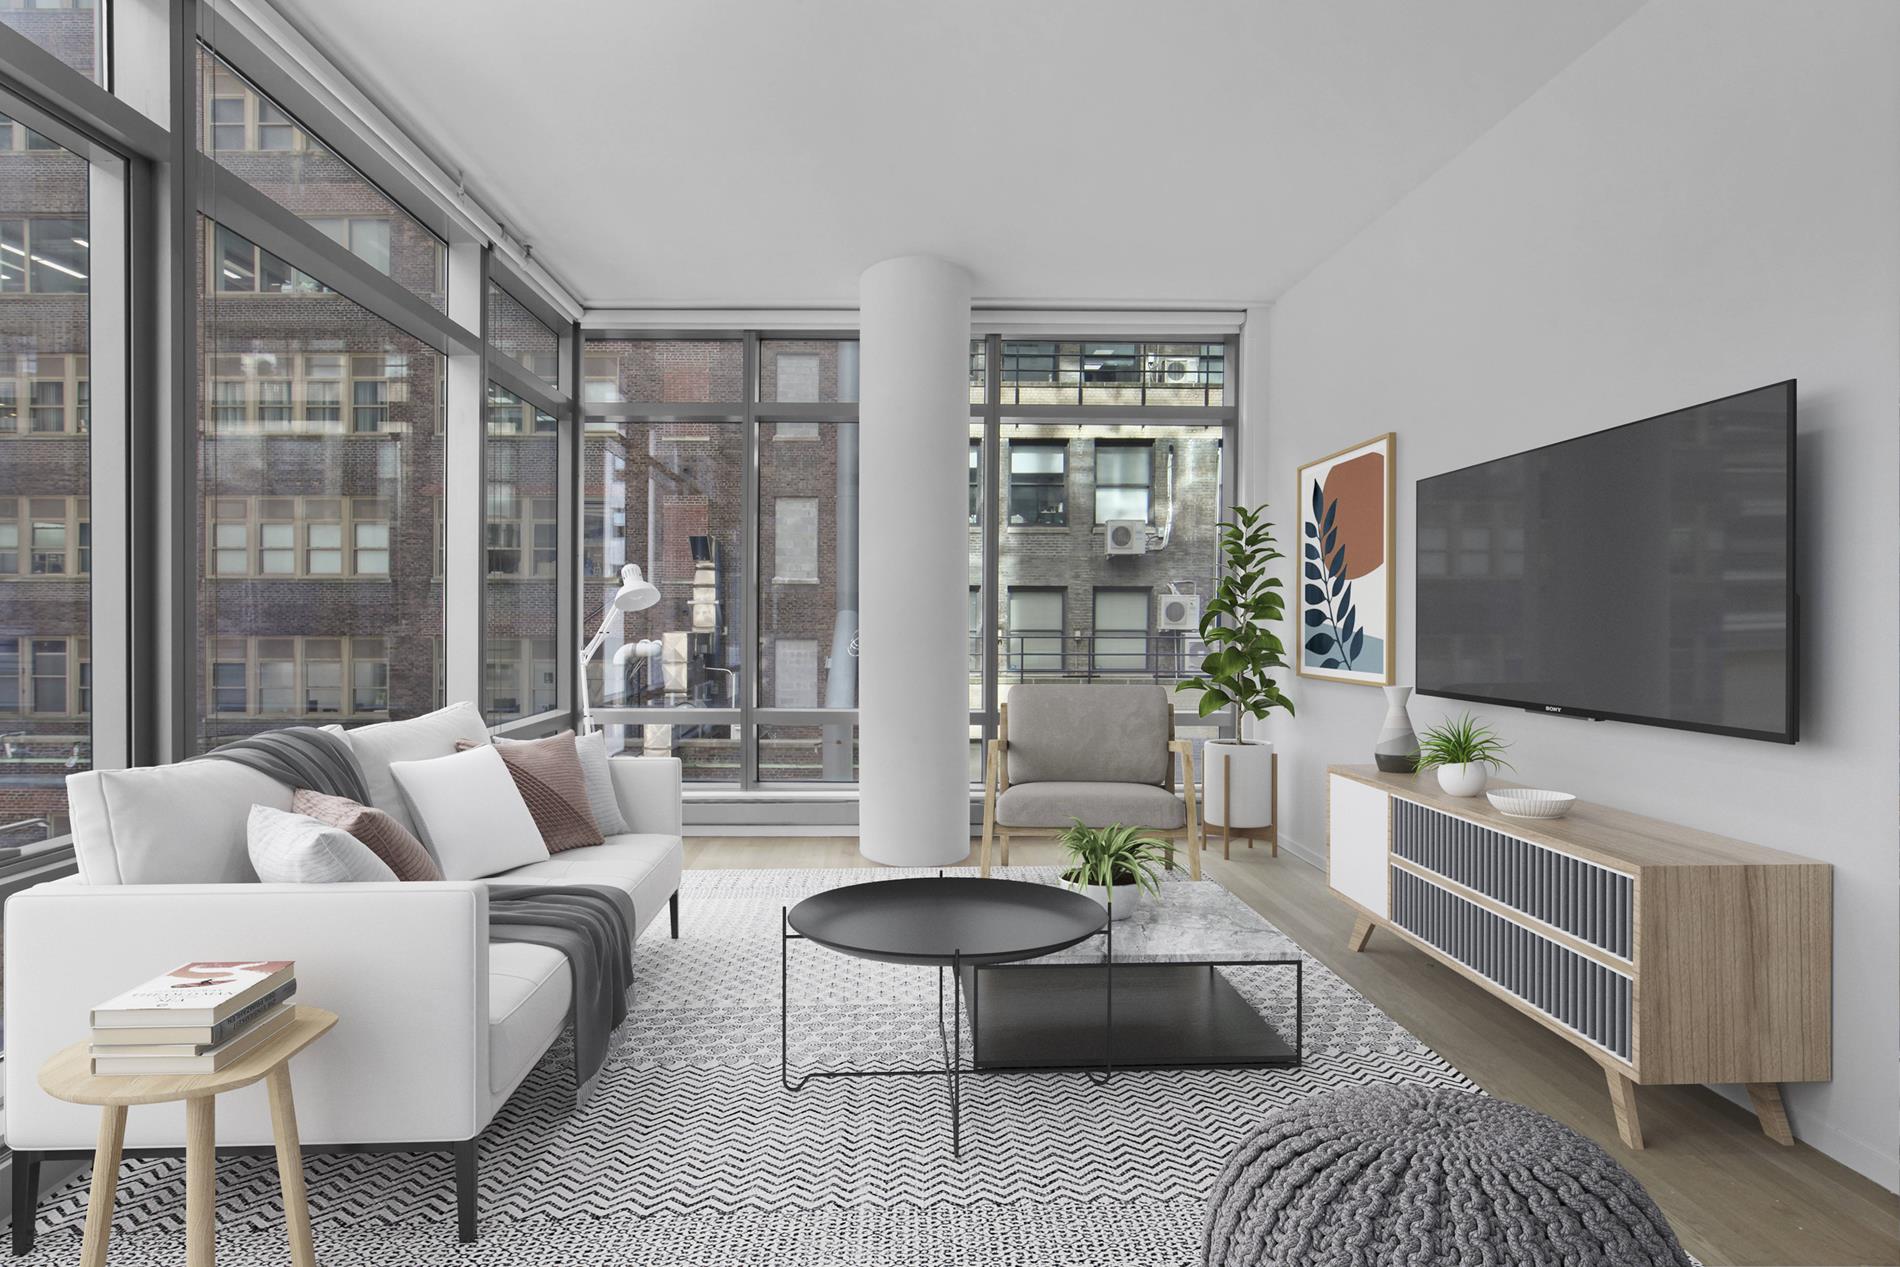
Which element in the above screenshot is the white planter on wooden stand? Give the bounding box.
[1201,739,1278,860]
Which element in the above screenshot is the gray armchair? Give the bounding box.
[979,684,1202,879]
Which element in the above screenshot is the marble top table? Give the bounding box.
[1029,879,1304,966]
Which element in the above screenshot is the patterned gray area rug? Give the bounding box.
[18,867,1475,1266]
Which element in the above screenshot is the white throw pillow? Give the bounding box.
[330,701,491,837]
[67,763,294,885]
[388,745,548,880]
[499,730,630,836]
[247,805,399,884]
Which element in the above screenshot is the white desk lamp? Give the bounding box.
[579,564,661,734]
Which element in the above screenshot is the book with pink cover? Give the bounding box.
[90,961,295,1027]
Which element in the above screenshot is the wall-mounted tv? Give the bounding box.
[1415,381,1797,743]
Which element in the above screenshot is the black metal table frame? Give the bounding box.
[781,907,1303,1155]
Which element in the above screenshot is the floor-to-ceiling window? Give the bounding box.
[0,110,92,845]
[968,337,1235,782]
[193,49,449,752]
[483,383,559,723]
[583,333,858,785]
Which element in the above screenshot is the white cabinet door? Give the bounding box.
[1329,774,1390,919]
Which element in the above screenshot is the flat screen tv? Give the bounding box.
[1415,381,1797,743]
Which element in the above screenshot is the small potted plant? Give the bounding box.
[1416,712,1514,797]
[1058,821,1171,920]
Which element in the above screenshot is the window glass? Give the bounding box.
[583,419,744,780]
[756,422,858,779]
[0,120,88,842]
[990,423,1224,698]
[197,219,443,749]
[993,340,1226,407]
[1007,440,1067,526]
[488,282,560,386]
[197,50,448,312]
[0,0,101,83]
[485,385,561,722]
[583,339,743,405]
[759,339,858,404]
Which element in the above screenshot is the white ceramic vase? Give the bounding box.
[1064,878,1142,921]
[1374,685,1421,773]
[1436,762,1489,797]
[1202,739,1273,828]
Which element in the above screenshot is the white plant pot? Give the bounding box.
[1063,878,1143,921]
[1436,762,1490,797]
[1202,739,1274,828]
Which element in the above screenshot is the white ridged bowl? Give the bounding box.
[1486,789,1577,819]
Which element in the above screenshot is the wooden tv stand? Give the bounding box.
[1326,764,1831,1150]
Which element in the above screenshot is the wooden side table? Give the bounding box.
[37,1005,338,1267]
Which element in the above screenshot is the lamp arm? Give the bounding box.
[577,606,623,734]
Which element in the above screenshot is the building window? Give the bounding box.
[773,353,820,403]
[0,353,88,433]
[351,637,389,712]
[1006,588,1065,674]
[29,638,67,713]
[206,636,394,719]
[0,218,87,294]
[0,497,89,575]
[212,223,325,295]
[1092,588,1151,672]
[774,639,819,708]
[1008,441,1066,526]
[773,497,819,583]
[1094,441,1153,523]
[0,635,90,718]
[308,217,392,275]
[968,442,981,524]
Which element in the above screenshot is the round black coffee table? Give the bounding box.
[781,877,1109,1154]
[788,876,1107,966]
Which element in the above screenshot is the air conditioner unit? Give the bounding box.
[1156,592,1201,632]
[1104,520,1147,556]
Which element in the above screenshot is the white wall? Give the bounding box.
[1249,0,1899,1186]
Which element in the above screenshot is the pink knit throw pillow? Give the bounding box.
[290,788,443,881]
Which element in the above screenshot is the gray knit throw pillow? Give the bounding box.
[1203,1085,1692,1267]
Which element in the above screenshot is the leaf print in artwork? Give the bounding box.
[1308,488,1359,671]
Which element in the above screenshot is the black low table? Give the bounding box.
[782,877,1105,1154]
[782,875,1302,1155]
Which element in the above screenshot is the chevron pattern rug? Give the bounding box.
[17,866,1475,1266]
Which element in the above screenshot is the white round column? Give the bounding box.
[857,255,973,866]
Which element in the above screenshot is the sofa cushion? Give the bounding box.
[1004,685,1170,786]
[389,745,548,880]
[330,701,490,838]
[291,789,442,881]
[66,763,294,885]
[488,941,571,1097]
[489,833,683,938]
[996,780,1187,830]
[573,730,632,836]
[247,805,399,884]
[465,731,602,853]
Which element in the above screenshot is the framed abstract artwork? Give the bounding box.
[1296,433,1395,686]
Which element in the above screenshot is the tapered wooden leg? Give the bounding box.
[80,1105,127,1267]
[1347,915,1376,952]
[266,1066,318,1267]
[185,1095,217,1267]
[1605,1067,1644,1150]
[1746,1082,1795,1145]
[1221,753,1232,861]
[999,832,1010,868]
[979,778,997,877]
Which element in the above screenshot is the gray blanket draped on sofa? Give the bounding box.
[199,728,633,1104]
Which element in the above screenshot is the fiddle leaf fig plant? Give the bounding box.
[1176,504,1295,730]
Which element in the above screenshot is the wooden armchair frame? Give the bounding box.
[979,701,1202,880]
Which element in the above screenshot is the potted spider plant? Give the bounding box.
[1416,712,1514,797]
[1057,821,1171,921]
[1176,504,1295,833]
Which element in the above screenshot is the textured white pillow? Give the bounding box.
[329,701,491,837]
[247,804,399,884]
[388,745,548,879]
[499,730,630,836]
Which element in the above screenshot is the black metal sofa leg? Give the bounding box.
[670,889,680,939]
[455,1138,478,1243]
[10,1151,39,1256]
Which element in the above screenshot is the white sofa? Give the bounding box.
[3,708,683,1249]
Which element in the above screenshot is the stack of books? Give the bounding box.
[89,961,297,1076]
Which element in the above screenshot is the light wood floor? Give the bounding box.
[682,835,1900,1267]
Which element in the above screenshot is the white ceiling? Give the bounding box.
[271,0,1642,309]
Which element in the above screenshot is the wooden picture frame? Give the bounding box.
[1296,433,1395,686]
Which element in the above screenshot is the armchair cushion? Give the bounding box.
[996,781,1187,831]
[1005,684,1171,786]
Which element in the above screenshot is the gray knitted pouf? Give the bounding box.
[1203,1086,1692,1267]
